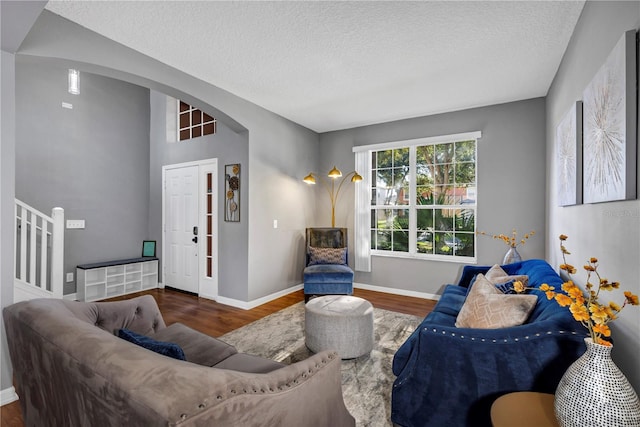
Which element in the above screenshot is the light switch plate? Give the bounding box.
[66,272,74,283]
[66,219,85,229]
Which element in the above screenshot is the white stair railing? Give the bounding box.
[14,200,64,301]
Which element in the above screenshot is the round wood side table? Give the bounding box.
[491,392,560,427]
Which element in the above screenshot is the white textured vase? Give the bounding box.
[555,338,640,427]
[502,246,522,264]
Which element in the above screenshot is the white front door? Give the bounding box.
[164,165,199,293]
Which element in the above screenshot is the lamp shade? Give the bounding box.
[327,166,342,178]
[303,173,316,184]
[351,172,363,182]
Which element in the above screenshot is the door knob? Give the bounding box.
[192,236,198,243]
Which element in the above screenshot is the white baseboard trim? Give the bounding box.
[199,292,216,301]
[1,387,18,406]
[63,293,77,301]
[216,284,304,310]
[209,282,437,311]
[353,282,440,301]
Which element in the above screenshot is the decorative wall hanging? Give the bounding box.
[557,101,583,206]
[582,30,637,203]
[225,164,240,222]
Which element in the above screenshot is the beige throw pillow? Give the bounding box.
[455,274,537,329]
[485,264,529,286]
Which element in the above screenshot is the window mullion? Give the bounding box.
[409,146,417,255]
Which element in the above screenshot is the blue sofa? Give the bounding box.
[391,259,588,427]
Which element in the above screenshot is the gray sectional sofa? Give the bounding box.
[3,295,354,426]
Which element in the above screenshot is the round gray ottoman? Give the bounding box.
[305,295,374,359]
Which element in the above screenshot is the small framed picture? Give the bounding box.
[142,240,156,257]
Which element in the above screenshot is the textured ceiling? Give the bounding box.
[44,1,585,133]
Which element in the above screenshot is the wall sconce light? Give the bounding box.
[303,166,362,227]
[68,69,80,95]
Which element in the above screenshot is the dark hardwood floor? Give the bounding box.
[1,287,436,426]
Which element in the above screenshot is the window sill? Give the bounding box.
[371,251,477,265]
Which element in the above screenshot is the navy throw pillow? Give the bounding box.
[118,328,186,361]
[465,274,479,295]
[495,280,530,295]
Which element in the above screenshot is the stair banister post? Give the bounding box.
[51,207,64,298]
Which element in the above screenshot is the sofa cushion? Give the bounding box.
[423,310,458,327]
[65,295,166,336]
[150,323,237,366]
[118,328,186,360]
[304,264,354,283]
[485,264,529,286]
[455,274,537,329]
[507,260,573,323]
[432,285,467,316]
[308,246,347,265]
[214,353,286,373]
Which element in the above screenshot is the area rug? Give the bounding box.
[220,302,423,427]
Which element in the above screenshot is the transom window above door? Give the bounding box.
[178,101,217,141]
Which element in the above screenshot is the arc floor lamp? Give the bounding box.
[303,166,362,227]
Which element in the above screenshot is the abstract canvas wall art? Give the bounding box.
[582,30,637,203]
[557,101,583,206]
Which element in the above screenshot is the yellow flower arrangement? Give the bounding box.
[534,235,639,347]
[476,229,535,248]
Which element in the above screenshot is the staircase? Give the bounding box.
[14,199,64,302]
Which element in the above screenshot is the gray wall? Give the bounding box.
[320,98,547,296]
[546,1,640,392]
[17,10,319,305]
[1,50,17,392]
[149,90,250,301]
[15,60,151,294]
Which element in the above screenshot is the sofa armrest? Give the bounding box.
[181,350,355,426]
[391,321,586,427]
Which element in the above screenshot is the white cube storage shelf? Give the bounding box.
[77,257,159,302]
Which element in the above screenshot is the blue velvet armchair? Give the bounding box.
[303,228,354,302]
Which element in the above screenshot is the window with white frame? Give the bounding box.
[353,132,480,266]
[178,101,217,141]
